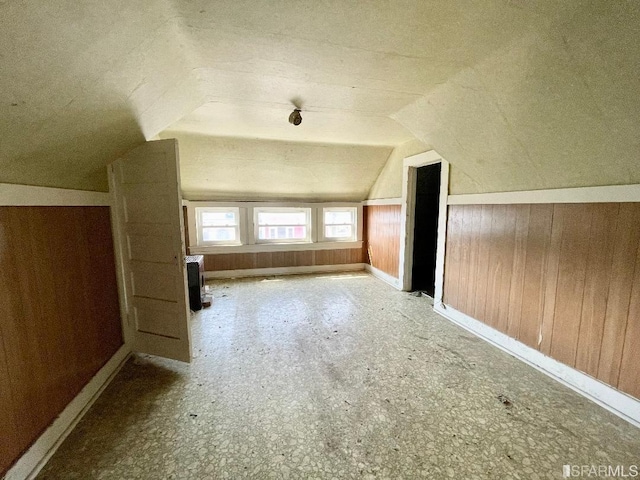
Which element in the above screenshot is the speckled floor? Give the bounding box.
[38,273,639,479]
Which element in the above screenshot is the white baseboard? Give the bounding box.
[433,303,640,428]
[364,264,402,290]
[204,263,365,279]
[5,344,132,480]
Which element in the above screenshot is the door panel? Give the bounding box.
[130,262,182,301]
[127,234,175,263]
[111,139,191,363]
[135,306,182,339]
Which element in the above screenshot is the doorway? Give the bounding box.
[399,151,449,302]
[410,163,441,296]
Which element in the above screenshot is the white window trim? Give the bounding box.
[320,206,359,243]
[195,206,242,246]
[185,201,362,254]
[254,206,313,245]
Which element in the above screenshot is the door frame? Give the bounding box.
[398,150,449,303]
[108,168,133,350]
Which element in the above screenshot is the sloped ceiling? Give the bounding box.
[1,1,638,193]
[393,1,640,193]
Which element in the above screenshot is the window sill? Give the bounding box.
[188,241,363,255]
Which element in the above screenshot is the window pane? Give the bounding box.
[201,211,236,226]
[325,225,352,239]
[324,211,353,225]
[258,226,307,240]
[258,212,306,226]
[202,227,236,242]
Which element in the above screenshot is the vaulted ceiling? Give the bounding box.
[2,1,639,194]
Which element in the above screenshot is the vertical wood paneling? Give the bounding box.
[495,206,517,333]
[266,252,281,268]
[256,252,272,269]
[294,250,314,266]
[618,240,640,398]
[456,206,473,314]
[549,205,592,367]
[597,203,640,387]
[443,204,462,307]
[204,248,362,271]
[518,204,553,349]
[506,205,530,339]
[539,204,564,355]
[472,205,493,323]
[0,324,20,475]
[0,207,123,476]
[363,205,401,278]
[484,206,506,329]
[443,202,640,400]
[349,248,363,264]
[464,206,483,316]
[1,208,54,448]
[575,204,619,377]
[81,208,123,373]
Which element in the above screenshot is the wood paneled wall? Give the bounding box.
[444,203,640,399]
[203,248,363,271]
[363,205,402,278]
[0,207,123,475]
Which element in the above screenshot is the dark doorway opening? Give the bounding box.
[411,163,441,296]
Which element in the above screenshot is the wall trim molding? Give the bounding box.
[0,183,111,206]
[204,263,365,279]
[448,184,640,205]
[4,345,131,480]
[364,264,401,290]
[433,303,640,428]
[363,198,403,206]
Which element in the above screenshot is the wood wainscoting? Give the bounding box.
[363,205,402,279]
[202,248,363,272]
[443,203,640,400]
[0,206,123,476]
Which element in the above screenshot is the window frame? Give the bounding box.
[185,201,362,254]
[320,206,358,242]
[253,206,313,245]
[194,206,242,246]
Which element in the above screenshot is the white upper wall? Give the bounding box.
[367,139,430,200]
[160,132,391,202]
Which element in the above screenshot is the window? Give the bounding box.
[196,207,240,245]
[323,207,357,241]
[255,207,311,244]
[186,202,361,253]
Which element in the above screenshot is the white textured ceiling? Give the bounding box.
[1,1,638,193]
[164,103,413,146]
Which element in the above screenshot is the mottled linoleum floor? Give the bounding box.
[38,273,639,479]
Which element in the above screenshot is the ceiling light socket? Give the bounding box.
[288,109,302,126]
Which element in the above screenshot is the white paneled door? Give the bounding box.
[110,139,192,362]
